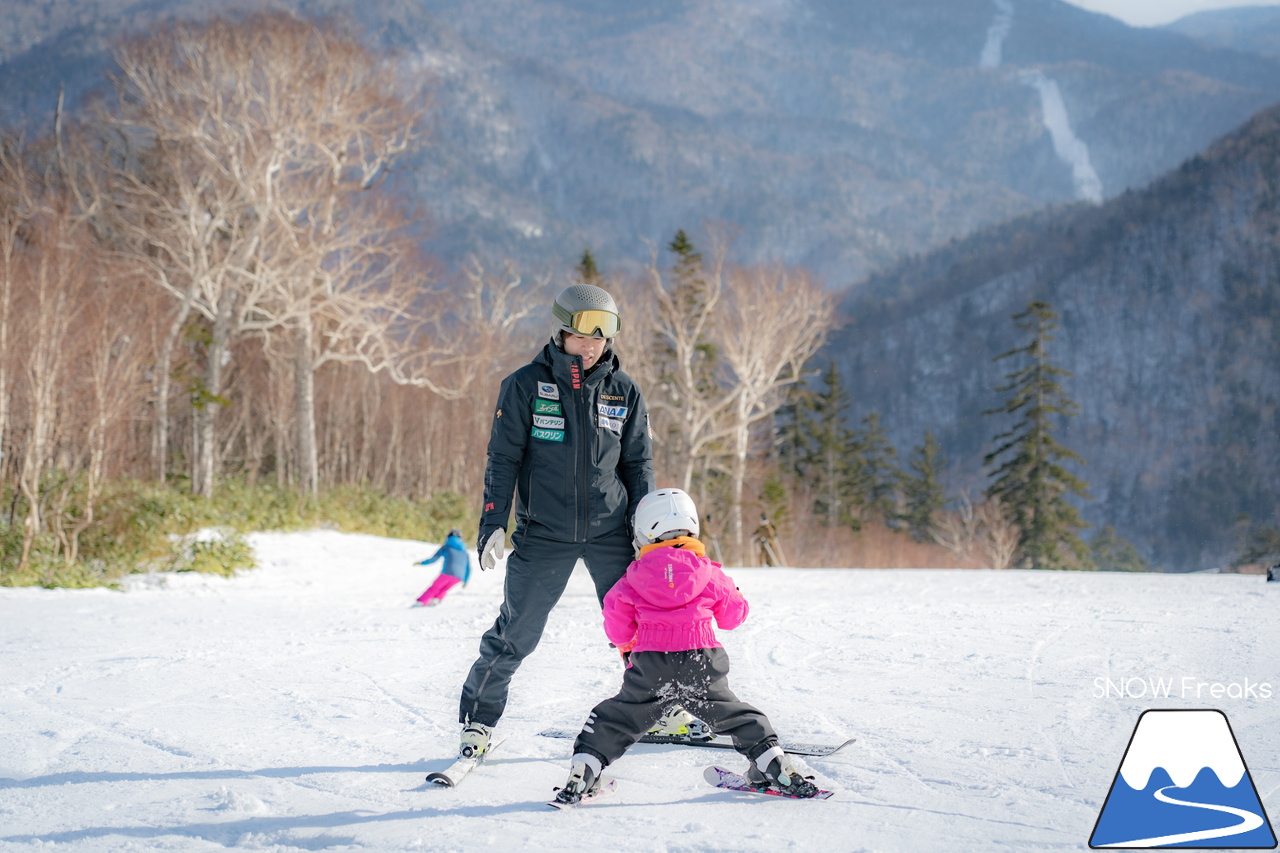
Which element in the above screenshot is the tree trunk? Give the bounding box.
[730,402,750,561]
[293,317,318,496]
[153,296,193,484]
[195,292,236,498]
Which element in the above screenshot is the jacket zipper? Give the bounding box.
[577,360,591,543]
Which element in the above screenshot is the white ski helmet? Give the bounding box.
[632,488,700,551]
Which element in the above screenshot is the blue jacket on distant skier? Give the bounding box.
[418,532,471,583]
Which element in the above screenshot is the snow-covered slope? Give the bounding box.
[1,530,1277,852]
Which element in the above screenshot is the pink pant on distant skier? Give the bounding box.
[417,574,461,605]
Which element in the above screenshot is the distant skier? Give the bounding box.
[752,512,786,566]
[412,529,471,607]
[553,488,819,804]
[1268,563,1279,582]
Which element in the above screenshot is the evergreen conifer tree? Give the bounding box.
[577,248,600,283]
[1090,526,1150,572]
[901,431,947,542]
[983,301,1094,570]
[850,412,902,527]
[777,361,859,528]
[660,230,716,389]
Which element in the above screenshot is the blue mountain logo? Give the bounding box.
[1091,709,1276,848]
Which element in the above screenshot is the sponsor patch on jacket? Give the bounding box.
[533,398,562,415]
[533,414,565,430]
[531,426,565,442]
[599,415,624,433]
[537,382,559,400]
[598,403,629,419]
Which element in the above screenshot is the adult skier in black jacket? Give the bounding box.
[456,284,656,758]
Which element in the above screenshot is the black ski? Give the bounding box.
[538,729,854,758]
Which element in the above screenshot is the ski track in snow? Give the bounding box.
[1,531,1278,852]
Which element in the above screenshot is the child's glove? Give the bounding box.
[478,527,506,571]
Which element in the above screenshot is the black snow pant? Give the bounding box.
[459,528,634,727]
[571,647,778,768]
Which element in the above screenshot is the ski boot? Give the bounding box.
[458,721,493,759]
[648,705,711,739]
[554,754,603,806]
[746,743,820,798]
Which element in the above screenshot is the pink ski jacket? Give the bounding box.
[602,536,749,653]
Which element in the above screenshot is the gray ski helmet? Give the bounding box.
[552,284,621,339]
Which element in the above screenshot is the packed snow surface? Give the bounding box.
[2,530,1277,852]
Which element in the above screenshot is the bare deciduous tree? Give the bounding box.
[932,492,1021,569]
[718,264,833,557]
[106,13,435,495]
[976,496,1021,570]
[933,491,980,565]
[628,238,738,493]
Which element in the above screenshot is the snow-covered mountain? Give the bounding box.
[830,101,1280,571]
[4,0,1280,281]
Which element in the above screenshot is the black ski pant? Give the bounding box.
[571,648,778,768]
[459,528,633,727]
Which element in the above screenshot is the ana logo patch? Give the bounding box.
[598,403,629,419]
[1090,709,1276,849]
[537,382,559,400]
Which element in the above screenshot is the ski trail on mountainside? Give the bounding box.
[980,0,1014,68]
[977,0,1103,204]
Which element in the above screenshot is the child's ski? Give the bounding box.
[546,778,618,810]
[425,737,505,788]
[538,728,853,757]
[703,765,834,800]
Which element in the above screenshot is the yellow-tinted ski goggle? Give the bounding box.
[559,308,620,338]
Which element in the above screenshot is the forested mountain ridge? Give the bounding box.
[831,103,1280,571]
[1165,6,1280,60]
[4,0,1280,282]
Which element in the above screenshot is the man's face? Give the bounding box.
[563,333,606,370]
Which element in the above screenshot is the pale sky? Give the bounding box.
[1063,0,1280,27]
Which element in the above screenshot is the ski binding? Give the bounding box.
[426,737,505,788]
[547,777,618,809]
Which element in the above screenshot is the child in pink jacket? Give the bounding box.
[552,488,818,804]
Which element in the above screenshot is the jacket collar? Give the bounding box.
[535,339,618,388]
[638,536,706,558]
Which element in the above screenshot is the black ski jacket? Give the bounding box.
[478,340,656,545]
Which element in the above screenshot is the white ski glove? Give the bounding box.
[479,528,506,571]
